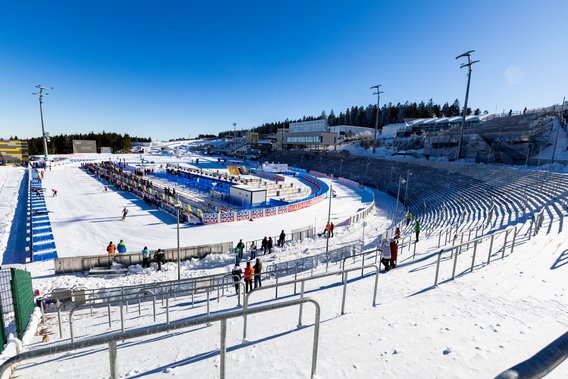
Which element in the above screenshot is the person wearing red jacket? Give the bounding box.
[244,262,255,293]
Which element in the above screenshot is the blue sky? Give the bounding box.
[0,0,566,140]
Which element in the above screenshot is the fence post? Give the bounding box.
[510,226,517,255]
[275,276,279,298]
[487,234,495,264]
[341,272,348,315]
[109,340,118,379]
[298,281,305,328]
[501,230,509,259]
[470,240,478,273]
[361,254,365,277]
[451,247,460,280]
[434,250,443,286]
[220,319,227,379]
[166,293,170,325]
[294,265,298,295]
[413,241,417,259]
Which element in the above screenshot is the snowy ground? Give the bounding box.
[1,153,568,378]
[0,166,26,264]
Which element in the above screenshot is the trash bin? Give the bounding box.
[73,288,89,305]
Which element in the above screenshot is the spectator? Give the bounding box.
[261,237,268,255]
[389,238,399,268]
[330,222,335,238]
[117,240,127,254]
[249,242,257,260]
[236,239,245,260]
[277,230,286,247]
[244,262,254,293]
[141,246,151,268]
[106,241,115,255]
[405,211,412,226]
[380,240,392,272]
[415,220,421,242]
[253,258,262,288]
[231,262,242,293]
[267,237,273,254]
[394,227,401,240]
[154,249,165,271]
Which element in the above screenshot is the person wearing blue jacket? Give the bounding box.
[141,246,151,268]
[117,240,127,254]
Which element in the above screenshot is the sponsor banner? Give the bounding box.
[237,210,251,221]
[220,212,235,223]
[277,205,289,214]
[308,170,328,178]
[202,214,219,224]
[265,207,277,217]
[251,208,265,219]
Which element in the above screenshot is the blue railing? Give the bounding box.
[29,169,58,261]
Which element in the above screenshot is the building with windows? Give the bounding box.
[277,119,373,149]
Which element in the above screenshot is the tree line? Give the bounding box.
[223,99,484,137]
[25,132,151,155]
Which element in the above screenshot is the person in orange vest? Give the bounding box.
[244,261,255,293]
[106,241,116,255]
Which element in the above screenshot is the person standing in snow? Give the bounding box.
[121,207,129,221]
[249,242,257,260]
[267,237,273,254]
[394,227,401,241]
[141,246,151,268]
[106,241,116,255]
[231,262,242,293]
[405,211,412,226]
[330,222,335,238]
[236,239,245,261]
[261,237,268,255]
[117,240,127,254]
[253,258,262,288]
[154,249,165,271]
[277,230,285,247]
[380,240,392,272]
[244,261,255,293]
[415,220,421,242]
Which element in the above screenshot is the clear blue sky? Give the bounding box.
[1,0,566,140]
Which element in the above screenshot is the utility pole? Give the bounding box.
[370,84,383,154]
[455,51,479,160]
[32,85,54,160]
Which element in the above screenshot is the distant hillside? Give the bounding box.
[26,132,151,155]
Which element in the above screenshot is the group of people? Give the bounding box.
[106,239,127,255]
[319,222,335,238]
[231,258,263,293]
[235,234,281,262]
[141,247,165,270]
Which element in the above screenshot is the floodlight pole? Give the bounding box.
[325,185,333,258]
[371,85,383,154]
[233,122,237,156]
[33,85,53,160]
[403,170,411,207]
[455,51,479,160]
[175,202,182,281]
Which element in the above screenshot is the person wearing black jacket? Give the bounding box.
[231,262,242,293]
[277,230,285,247]
[261,237,268,255]
[267,237,273,254]
[253,258,262,288]
[154,249,165,271]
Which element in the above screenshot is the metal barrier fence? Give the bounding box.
[433,225,523,286]
[495,330,568,379]
[0,269,15,352]
[1,297,322,379]
[242,264,379,341]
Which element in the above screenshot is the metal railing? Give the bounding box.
[433,225,523,286]
[1,297,322,379]
[495,330,568,379]
[242,264,379,340]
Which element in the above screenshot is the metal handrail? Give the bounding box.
[433,224,523,286]
[494,330,568,379]
[242,264,379,340]
[1,297,322,379]
[67,280,245,342]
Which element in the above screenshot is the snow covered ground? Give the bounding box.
[1,153,567,378]
[0,166,26,264]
